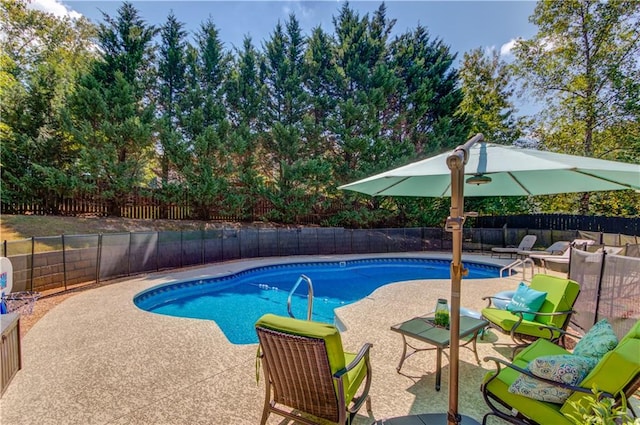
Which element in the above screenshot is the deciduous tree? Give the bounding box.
[512,0,640,214]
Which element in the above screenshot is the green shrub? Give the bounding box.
[566,387,639,425]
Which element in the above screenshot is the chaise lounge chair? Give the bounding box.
[492,235,537,259]
[528,248,573,273]
[481,274,580,356]
[480,319,640,425]
[517,241,570,259]
[255,313,373,425]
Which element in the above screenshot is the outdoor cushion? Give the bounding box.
[506,282,547,321]
[483,320,640,425]
[560,337,640,418]
[482,275,580,334]
[481,309,565,340]
[527,275,580,328]
[490,290,516,310]
[482,339,573,424]
[508,354,596,404]
[343,351,369,403]
[572,319,618,360]
[255,313,369,404]
[620,319,640,344]
[255,313,349,388]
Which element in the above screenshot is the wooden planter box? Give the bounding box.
[1,313,21,396]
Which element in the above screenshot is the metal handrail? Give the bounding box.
[287,274,314,320]
[500,258,535,281]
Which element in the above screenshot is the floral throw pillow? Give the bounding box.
[573,319,618,360]
[508,354,596,404]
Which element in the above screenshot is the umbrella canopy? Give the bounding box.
[339,135,639,425]
[339,142,640,196]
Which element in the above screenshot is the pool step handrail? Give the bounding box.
[500,258,535,281]
[287,274,314,320]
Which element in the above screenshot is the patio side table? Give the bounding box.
[391,314,488,391]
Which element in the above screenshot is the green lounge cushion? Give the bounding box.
[506,282,547,321]
[508,354,596,404]
[516,338,572,362]
[343,351,369,403]
[482,275,581,339]
[480,308,564,340]
[482,339,575,425]
[483,368,570,424]
[528,275,580,328]
[618,318,640,344]
[255,313,366,403]
[560,337,640,418]
[572,319,618,360]
[483,320,640,425]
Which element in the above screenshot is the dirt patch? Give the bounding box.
[1,214,283,242]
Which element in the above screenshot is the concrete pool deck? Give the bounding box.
[1,253,543,424]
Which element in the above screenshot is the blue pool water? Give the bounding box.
[134,258,501,344]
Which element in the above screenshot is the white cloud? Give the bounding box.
[281,0,314,20]
[500,38,519,57]
[27,0,83,20]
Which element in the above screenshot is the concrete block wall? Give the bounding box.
[7,247,98,293]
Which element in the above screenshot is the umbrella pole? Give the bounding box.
[445,134,483,425]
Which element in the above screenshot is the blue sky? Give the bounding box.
[33,1,538,61]
[29,0,540,116]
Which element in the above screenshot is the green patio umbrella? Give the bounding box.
[340,138,640,197]
[339,134,640,425]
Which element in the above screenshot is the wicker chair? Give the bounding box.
[255,313,373,425]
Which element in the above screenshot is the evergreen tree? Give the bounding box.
[458,48,520,145]
[155,12,188,217]
[330,2,404,183]
[304,27,339,129]
[177,18,232,220]
[389,25,467,157]
[66,2,156,216]
[262,15,331,223]
[226,36,265,220]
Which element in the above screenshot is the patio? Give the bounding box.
[1,253,557,424]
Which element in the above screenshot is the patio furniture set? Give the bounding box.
[253,272,640,425]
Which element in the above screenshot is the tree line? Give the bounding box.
[1,0,638,227]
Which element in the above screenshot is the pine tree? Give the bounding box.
[261,15,331,223]
[226,36,265,220]
[155,12,188,217]
[177,18,232,220]
[66,2,156,216]
[330,2,404,182]
[390,25,467,157]
[458,48,520,145]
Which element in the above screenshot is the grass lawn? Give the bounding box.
[0,214,268,241]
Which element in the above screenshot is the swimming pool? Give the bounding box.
[134,258,502,344]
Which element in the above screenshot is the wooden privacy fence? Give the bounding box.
[3,187,639,230]
[477,214,639,235]
[1,189,316,223]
